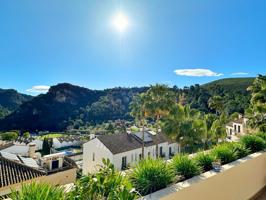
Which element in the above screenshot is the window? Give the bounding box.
[159,146,163,157]
[92,152,95,161]
[169,147,172,157]
[121,156,127,170]
[148,152,151,157]
[139,154,142,160]
[238,125,241,133]
[234,125,237,131]
[52,160,59,170]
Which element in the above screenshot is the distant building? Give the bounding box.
[0,136,86,157]
[0,148,77,196]
[226,115,249,137]
[82,131,180,174]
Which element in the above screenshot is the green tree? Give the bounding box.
[141,84,176,157]
[69,159,138,200]
[23,132,30,138]
[42,138,53,155]
[246,75,266,132]
[161,104,206,152]
[130,93,149,158]
[1,131,18,141]
[211,119,226,142]
[208,95,224,115]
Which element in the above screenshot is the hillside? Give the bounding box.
[0,83,147,131]
[202,77,255,92]
[0,89,33,118]
[183,77,254,114]
[0,78,255,132]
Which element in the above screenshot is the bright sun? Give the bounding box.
[112,12,129,33]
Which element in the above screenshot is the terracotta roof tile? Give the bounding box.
[0,155,46,188]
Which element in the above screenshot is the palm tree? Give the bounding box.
[130,93,149,159]
[142,84,177,157]
[161,104,206,153]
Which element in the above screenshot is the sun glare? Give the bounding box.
[112,12,129,33]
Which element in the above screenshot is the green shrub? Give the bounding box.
[194,152,215,172]
[1,131,18,141]
[229,142,250,159]
[70,159,138,200]
[255,132,266,141]
[130,158,173,196]
[10,182,65,200]
[171,154,201,180]
[240,135,266,153]
[211,144,237,164]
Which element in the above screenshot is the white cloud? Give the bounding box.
[231,72,249,75]
[26,85,50,93]
[174,68,223,77]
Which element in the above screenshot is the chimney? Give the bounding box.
[28,143,36,158]
[90,134,96,140]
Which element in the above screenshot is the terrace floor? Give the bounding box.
[254,188,266,200]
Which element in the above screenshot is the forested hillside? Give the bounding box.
[0,89,32,119]
[0,78,254,131]
[183,77,254,114]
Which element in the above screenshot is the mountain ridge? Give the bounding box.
[0,77,254,131]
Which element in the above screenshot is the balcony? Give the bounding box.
[143,151,266,200]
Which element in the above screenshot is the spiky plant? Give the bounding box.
[194,152,215,172]
[130,158,174,195]
[10,182,65,200]
[171,154,201,180]
[211,144,237,164]
[240,135,266,153]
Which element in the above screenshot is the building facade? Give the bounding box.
[226,115,249,137]
[83,131,179,174]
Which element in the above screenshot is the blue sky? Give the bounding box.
[0,0,265,95]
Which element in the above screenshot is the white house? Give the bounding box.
[0,136,84,156]
[82,131,180,174]
[226,115,248,137]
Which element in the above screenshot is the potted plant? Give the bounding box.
[212,159,221,172]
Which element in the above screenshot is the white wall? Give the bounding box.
[83,139,179,173]
[82,138,113,175]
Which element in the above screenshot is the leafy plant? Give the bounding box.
[130,158,174,196]
[240,135,266,153]
[255,132,266,141]
[194,152,215,172]
[171,154,201,180]
[1,131,18,141]
[211,144,237,164]
[69,159,138,200]
[10,182,65,200]
[228,142,250,159]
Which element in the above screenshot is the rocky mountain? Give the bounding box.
[0,83,147,131]
[0,88,32,119]
[0,78,255,132]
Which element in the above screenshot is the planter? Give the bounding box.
[212,161,221,172]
